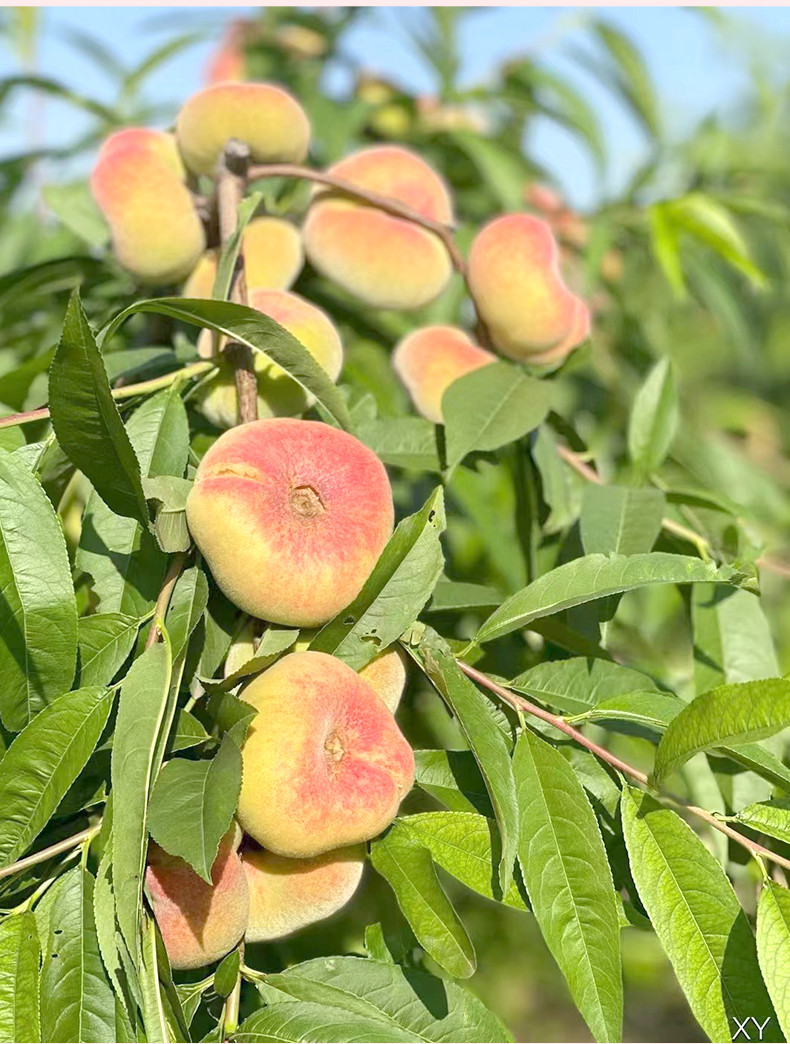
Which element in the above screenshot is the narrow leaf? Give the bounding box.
[757,883,790,1040]
[78,612,142,688]
[627,357,678,476]
[580,484,665,556]
[0,913,40,1044]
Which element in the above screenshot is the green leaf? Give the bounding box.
[580,484,665,556]
[414,632,518,893]
[255,955,512,1043]
[165,565,208,662]
[511,657,658,716]
[0,450,78,730]
[213,193,262,302]
[148,736,242,884]
[669,194,766,290]
[311,488,445,671]
[442,363,549,476]
[50,292,148,524]
[476,552,740,644]
[0,687,113,868]
[355,417,441,473]
[111,639,173,966]
[169,709,210,753]
[413,749,494,816]
[592,21,660,137]
[370,821,476,979]
[621,787,777,1042]
[138,914,170,1044]
[427,580,502,613]
[514,730,622,1043]
[78,612,143,688]
[692,585,779,694]
[399,812,527,910]
[735,800,790,845]
[208,627,299,693]
[627,357,678,477]
[0,913,40,1044]
[43,180,109,248]
[40,867,117,1044]
[757,883,790,1040]
[653,677,790,784]
[236,1002,413,1043]
[103,298,352,431]
[449,131,529,212]
[213,949,241,999]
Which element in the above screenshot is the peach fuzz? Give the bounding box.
[91,143,205,284]
[303,145,453,310]
[237,651,414,857]
[241,842,365,942]
[96,127,184,177]
[176,83,310,176]
[295,634,408,713]
[145,828,249,970]
[186,418,393,627]
[194,289,344,428]
[467,213,588,361]
[183,217,304,299]
[393,325,496,424]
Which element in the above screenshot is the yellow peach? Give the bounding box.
[183,217,304,299]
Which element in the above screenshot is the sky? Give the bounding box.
[2,5,790,209]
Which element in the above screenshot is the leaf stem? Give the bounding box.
[456,659,790,874]
[0,823,100,881]
[223,942,244,1039]
[145,552,187,650]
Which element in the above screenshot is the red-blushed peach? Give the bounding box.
[241,842,365,942]
[467,213,588,361]
[183,217,304,299]
[91,142,205,284]
[392,325,496,424]
[96,127,185,177]
[303,145,454,310]
[526,295,591,367]
[193,289,344,428]
[185,419,393,626]
[237,651,414,856]
[144,828,249,970]
[295,633,408,713]
[176,83,310,176]
[205,20,248,85]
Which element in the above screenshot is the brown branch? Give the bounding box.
[145,552,186,650]
[0,825,98,881]
[217,140,257,425]
[457,659,790,874]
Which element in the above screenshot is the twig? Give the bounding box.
[145,553,186,650]
[216,140,257,425]
[0,824,99,881]
[0,361,213,432]
[457,659,790,874]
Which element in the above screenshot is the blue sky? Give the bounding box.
[2,6,790,209]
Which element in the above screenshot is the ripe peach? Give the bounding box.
[96,128,185,178]
[193,289,343,428]
[237,651,414,857]
[303,145,453,310]
[183,217,304,299]
[205,20,248,85]
[295,634,408,713]
[241,842,365,942]
[145,828,249,970]
[91,139,205,284]
[176,83,310,176]
[186,419,393,627]
[392,325,496,424]
[467,213,589,361]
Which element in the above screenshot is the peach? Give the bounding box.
[392,325,496,424]
[303,145,453,310]
[205,20,248,85]
[96,127,184,177]
[183,217,304,299]
[237,651,414,857]
[145,828,249,970]
[295,634,408,713]
[467,213,589,361]
[193,289,344,428]
[186,418,393,627]
[241,842,365,942]
[176,83,310,176]
[91,140,205,284]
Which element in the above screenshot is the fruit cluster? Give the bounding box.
[89,76,588,969]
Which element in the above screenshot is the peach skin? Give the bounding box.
[183,217,304,299]
[185,418,393,627]
[241,842,365,942]
[392,325,496,424]
[303,145,453,310]
[91,140,205,284]
[467,213,588,361]
[237,651,414,857]
[295,634,408,713]
[176,83,310,176]
[193,289,344,428]
[145,828,249,970]
[96,127,185,177]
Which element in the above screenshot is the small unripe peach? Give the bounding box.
[183,217,304,299]
[468,214,589,361]
[241,842,365,942]
[186,419,393,627]
[295,634,408,713]
[145,828,249,970]
[393,325,495,424]
[303,145,453,310]
[91,138,205,284]
[237,651,414,857]
[194,289,343,429]
[176,83,310,176]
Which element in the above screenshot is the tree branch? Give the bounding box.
[0,824,99,881]
[145,552,186,650]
